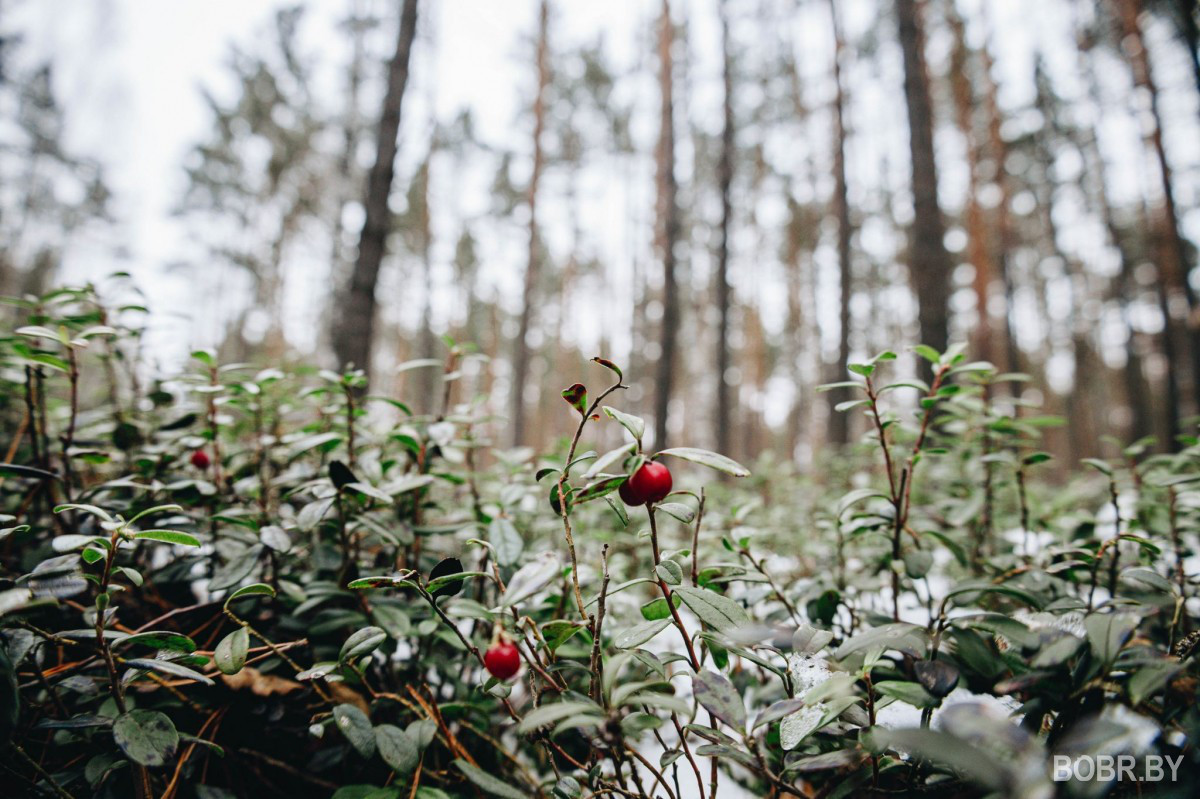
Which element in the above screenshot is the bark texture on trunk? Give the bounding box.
[332,0,419,379]
[828,0,854,446]
[654,0,681,450]
[714,0,734,456]
[896,0,953,359]
[947,5,994,368]
[1116,0,1198,447]
[510,0,550,447]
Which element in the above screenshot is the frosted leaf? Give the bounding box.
[780,655,833,751]
[787,653,831,694]
[780,704,824,750]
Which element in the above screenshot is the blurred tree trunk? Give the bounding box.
[332,0,419,379]
[896,0,952,359]
[1032,60,1104,460]
[1115,0,1198,446]
[714,0,734,457]
[827,0,854,446]
[654,0,681,450]
[414,155,437,414]
[510,0,549,447]
[323,1,367,360]
[1073,13,1155,443]
[978,23,1020,376]
[947,4,994,368]
[1167,0,1200,117]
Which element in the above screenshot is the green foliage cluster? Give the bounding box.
[0,284,1197,798]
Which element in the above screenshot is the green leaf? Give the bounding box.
[112,710,179,767]
[673,586,749,633]
[53,503,112,522]
[517,701,603,734]
[873,680,939,708]
[602,406,645,441]
[214,627,249,675]
[133,530,201,547]
[573,475,627,504]
[347,482,394,504]
[541,620,586,652]
[911,344,941,363]
[1085,613,1139,667]
[867,727,1006,791]
[585,443,635,478]
[614,618,672,649]
[913,660,960,698]
[553,775,583,799]
[640,595,680,621]
[340,626,387,663]
[655,448,750,477]
[1127,660,1182,705]
[848,363,874,377]
[1120,568,1173,594]
[115,631,197,654]
[655,560,683,586]
[753,698,807,730]
[123,658,215,686]
[792,623,833,655]
[692,670,746,731]
[834,623,928,660]
[224,583,275,607]
[695,743,758,768]
[453,759,529,799]
[836,488,888,517]
[426,571,488,596]
[489,518,523,567]
[656,502,696,523]
[376,724,418,773]
[126,504,184,527]
[334,704,376,758]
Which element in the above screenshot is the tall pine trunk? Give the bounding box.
[1116,0,1199,446]
[510,0,549,447]
[896,0,952,358]
[332,0,419,379]
[947,5,995,367]
[654,0,681,450]
[714,0,734,456]
[828,0,854,446]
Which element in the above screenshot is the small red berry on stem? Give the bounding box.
[190,449,211,470]
[618,460,673,506]
[484,640,521,680]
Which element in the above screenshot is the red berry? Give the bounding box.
[484,641,521,681]
[190,450,211,470]
[619,461,673,506]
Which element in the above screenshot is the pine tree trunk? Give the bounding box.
[654,0,681,450]
[947,5,995,368]
[510,0,549,447]
[1074,12,1155,443]
[978,24,1020,376]
[1116,0,1199,446]
[896,0,952,359]
[332,0,419,379]
[714,0,734,457]
[828,0,854,446]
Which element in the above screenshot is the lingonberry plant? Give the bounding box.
[0,284,1196,799]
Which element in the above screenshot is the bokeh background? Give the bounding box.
[3,0,1200,465]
